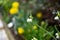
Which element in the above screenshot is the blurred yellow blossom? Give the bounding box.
[18,27,24,34]
[9,8,18,15]
[33,26,37,30]
[12,2,19,8]
[36,12,42,18]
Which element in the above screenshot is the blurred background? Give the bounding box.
[0,0,60,40]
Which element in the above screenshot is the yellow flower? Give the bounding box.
[9,8,18,15]
[36,12,42,18]
[12,2,19,8]
[33,26,37,30]
[18,27,24,34]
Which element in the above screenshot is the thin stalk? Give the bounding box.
[37,25,57,40]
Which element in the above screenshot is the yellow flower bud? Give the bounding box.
[29,15,33,19]
[33,26,37,30]
[36,12,42,18]
[18,27,24,34]
[12,2,19,8]
[9,8,18,15]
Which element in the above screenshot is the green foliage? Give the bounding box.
[1,0,60,40]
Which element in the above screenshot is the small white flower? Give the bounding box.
[8,22,13,28]
[31,39,33,40]
[0,20,3,28]
[27,18,32,22]
[54,16,59,20]
[56,35,59,39]
[55,33,60,39]
[55,33,59,36]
